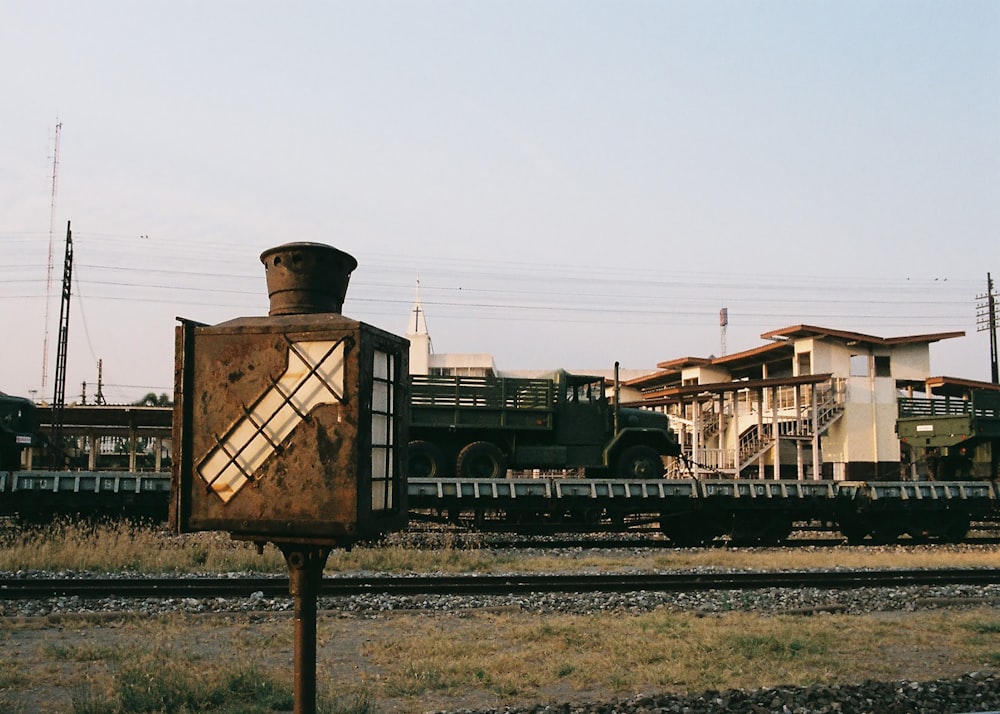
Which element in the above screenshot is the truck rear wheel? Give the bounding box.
[408,440,447,478]
[456,441,508,479]
[615,445,664,479]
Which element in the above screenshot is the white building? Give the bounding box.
[626,325,966,481]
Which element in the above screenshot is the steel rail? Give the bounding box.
[460,536,1000,550]
[1,569,998,601]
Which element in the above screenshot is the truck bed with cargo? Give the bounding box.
[407,370,680,479]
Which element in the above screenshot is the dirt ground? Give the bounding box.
[2,606,998,714]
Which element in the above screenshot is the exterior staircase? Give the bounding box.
[667,379,846,478]
[735,379,845,473]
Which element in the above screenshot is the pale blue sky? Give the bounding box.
[2,1,998,403]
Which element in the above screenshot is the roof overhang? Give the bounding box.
[759,324,966,346]
[626,372,835,407]
[922,375,1000,398]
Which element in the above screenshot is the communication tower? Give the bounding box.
[41,121,62,390]
[720,307,729,356]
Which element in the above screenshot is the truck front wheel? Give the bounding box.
[615,445,664,479]
[457,441,508,479]
[408,440,447,478]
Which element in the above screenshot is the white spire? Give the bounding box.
[407,276,432,375]
[407,275,429,337]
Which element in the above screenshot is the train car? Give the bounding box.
[2,398,998,545]
[0,393,37,471]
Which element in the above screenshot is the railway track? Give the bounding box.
[2,568,998,601]
[425,534,1000,550]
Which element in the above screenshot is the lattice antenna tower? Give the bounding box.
[41,120,62,390]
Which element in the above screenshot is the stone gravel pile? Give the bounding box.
[1,570,999,619]
[324,582,1000,619]
[439,672,1000,714]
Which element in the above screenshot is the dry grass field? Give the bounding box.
[2,607,1000,713]
[1,521,998,713]
[2,519,999,575]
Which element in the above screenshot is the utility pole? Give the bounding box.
[976,273,998,384]
[51,221,73,468]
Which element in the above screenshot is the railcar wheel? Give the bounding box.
[660,513,711,547]
[763,519,794,545]
[869,520,904,545]
[837,519,869,545]
[939,515,970,543]
[615,445,664,479]
[408,440,447,478]
[456,441,508,479]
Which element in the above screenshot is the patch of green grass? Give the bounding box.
[45,643,122,662]
[68,655,325,713]
[556,663,575,678]
[392,663,450,695]
[727,633,823,659]
[472,669,520,697]
[966,621,1000,635]
[0,662,28,689]
[323,693,376,714]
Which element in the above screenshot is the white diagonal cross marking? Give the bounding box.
[197,339,348,503]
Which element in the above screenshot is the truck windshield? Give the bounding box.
[566,379,604,404]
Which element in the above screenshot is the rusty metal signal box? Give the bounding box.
[170,242,409,546]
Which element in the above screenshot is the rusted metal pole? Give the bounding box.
[281,544,331,714]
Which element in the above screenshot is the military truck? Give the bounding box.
[407,369,680,479]
[896,390,1000,480]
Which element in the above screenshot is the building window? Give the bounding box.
[371,351,396,512]
[874,355,891,378]
[850,354,869,377]
[797,352,812,376]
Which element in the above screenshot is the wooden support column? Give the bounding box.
[771,386,780,480]
[88,431,98,470]
[692,400,701,478]
[128,428,138,473]
[717,394,725,443]
[716,393,726,474]
[729,391,743,478]
[794,385,804,480]
[811,388,821,480]
[755,390,764,480]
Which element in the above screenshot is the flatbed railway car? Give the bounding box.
[3,394,998,544]
[3,468,997,545]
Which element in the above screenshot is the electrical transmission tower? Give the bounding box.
[51,221,73,467]
[977,273,998,384]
